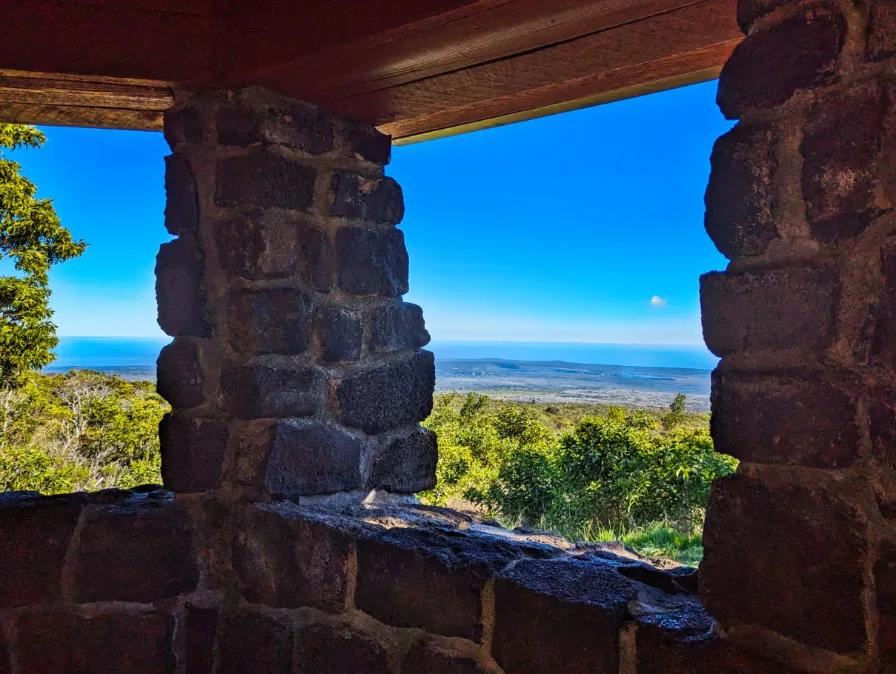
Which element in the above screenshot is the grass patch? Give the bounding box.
[588,523,703,565]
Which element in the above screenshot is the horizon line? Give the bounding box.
[55,335,709,348]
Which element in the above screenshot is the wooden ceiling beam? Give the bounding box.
[243,0,708,100]
[327,0,740,140]
[0,103,165,132]
[388,41,738,144]
[0,71,173,131]
[3,1,216,85]
[0,0,741,139]
[222,0,485,78]
[50,0,217,16]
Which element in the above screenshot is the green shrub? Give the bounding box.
[0,444,86,494]
[488,449,556,524]
[0,370,167,493]
[421,392,737,557]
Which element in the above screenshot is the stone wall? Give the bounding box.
[0,489,786,674]
[700,0,896,671]
[156,87,435,502]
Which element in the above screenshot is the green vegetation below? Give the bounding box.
[0,372,733,564]
[0,370,167,493]
[591,523,704,566]
[421,392,735,564]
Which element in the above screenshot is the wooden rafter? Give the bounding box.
[0,71,173,131]
[327,0,741,140]
[0,0,741,139]
[243,0,716,99]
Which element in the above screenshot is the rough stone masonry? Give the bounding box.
[700,0,896,671]
[155,87,436,501]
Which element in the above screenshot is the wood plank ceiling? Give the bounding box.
[0,0,740,142]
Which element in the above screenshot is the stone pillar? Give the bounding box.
[155,87,436,501]
[699,1,896,669]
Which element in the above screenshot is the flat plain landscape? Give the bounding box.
[436,358,711,412]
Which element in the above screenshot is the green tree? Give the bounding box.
[420,393,735,549]
[0,124,86,392]
[661,392,687,430]
[0,370,168,493]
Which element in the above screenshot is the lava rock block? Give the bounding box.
[717,8,846,119]
[493,557,635,674]
[330,172,404,225]
[215,150,316,211]
[315,307,363,363]
[711,369,860,468]
[700,473,869,653]
[801,85,885,243]
[868,2,896,62]
[0,626,8,674]
[261,420,363,496]
[217,89,333,154]
[234,504,357,611]
[298,224,336,292]
[219,363,324,419]
[215,210,299,280]
[218,610,293,674]
[164,104,203,147]
[164,154,199,236]
[295,622,393,674]
[335,227,409,297]
[227,288,313,355]
[337,350,435,433]
[16,608,174,674]
[700,266,837,356]
[635,621,792,674]
[72,497,198,603]
[865,386,896,466]
[704,123,778,259]
[366,426,438,493]
[370,302,430,352]
[156,238,211,338]
[160,413,229,492]
[877,541,896,669]
[866,245,896,368]
[156,338,208,409]
[356,527,521,640]
[183,603,219,674]
[0,493,86,606]
[346,125,392,164]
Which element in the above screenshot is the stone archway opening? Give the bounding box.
[2,1,896,671]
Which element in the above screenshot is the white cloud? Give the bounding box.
[650,296,668,307]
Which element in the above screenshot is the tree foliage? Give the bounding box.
[422,392,737,544]
[0,125,86,389]
[0,370,168,492]
[661,392,688,430]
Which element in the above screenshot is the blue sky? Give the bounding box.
[13,79,732,345]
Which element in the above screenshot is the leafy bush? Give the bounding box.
[422,391,737,554]
[0,370,168,493]
[0,445,86,493]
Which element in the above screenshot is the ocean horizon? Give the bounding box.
[46,337,716,410]
[49,337,718,370]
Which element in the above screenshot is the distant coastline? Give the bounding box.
[434,358,710,411]
[46,337,714,410]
